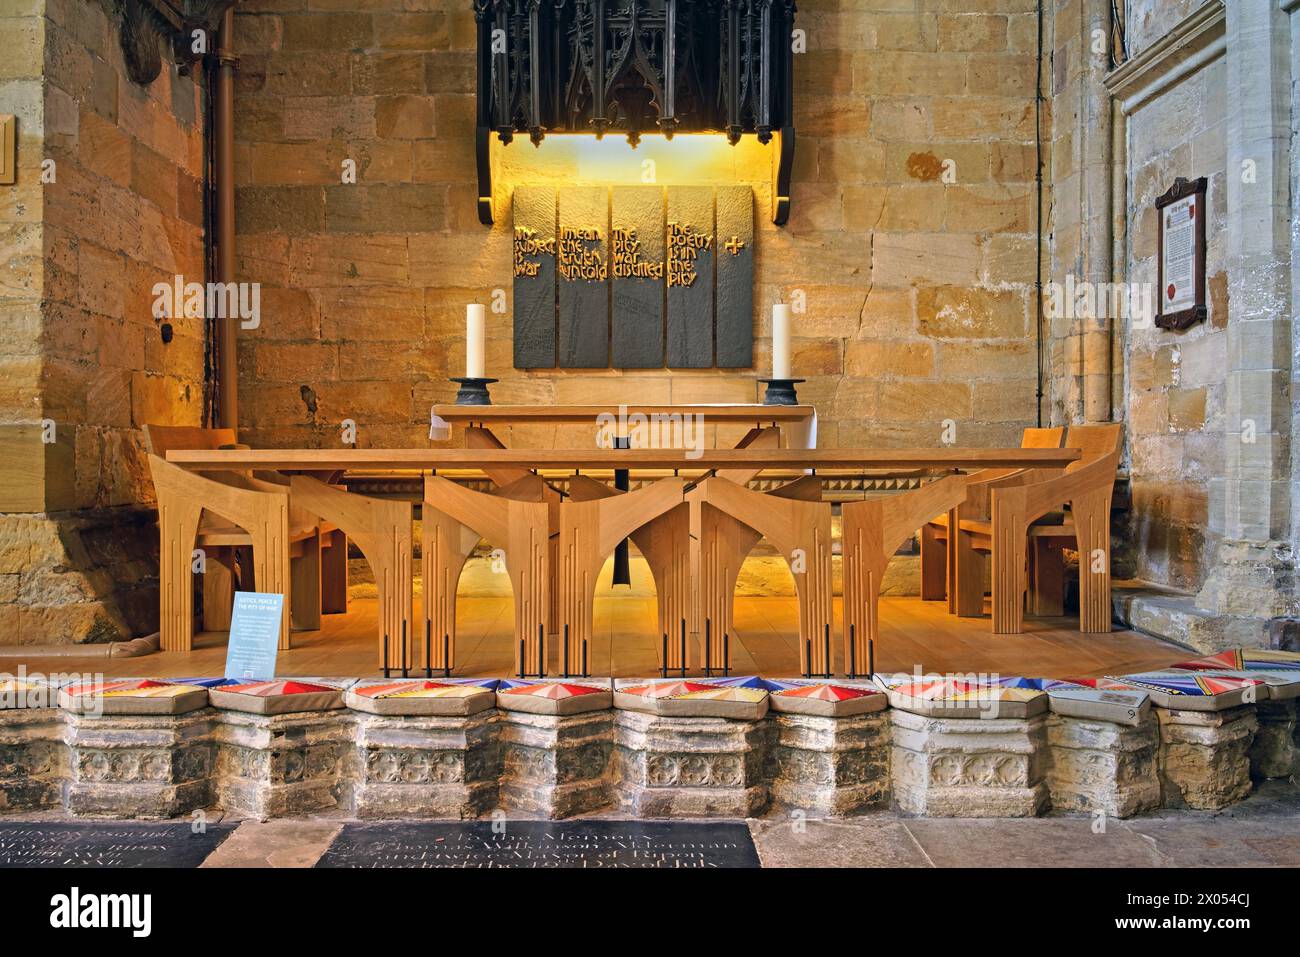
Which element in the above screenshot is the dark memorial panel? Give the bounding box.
[665,186,716,368]
[715,185,755,368]
[316,820,760,869]
[611,186,666,368]
[557,185,610,368]
[0,822,236,868]
[512,185,558,369]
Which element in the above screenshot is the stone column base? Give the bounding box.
[612,710,769,817]
[214,711,354,821]
[497,711,611,818]
[1157,705,1257,809]
[890,710,1048,817]
[352,711,497,818]
[64,711,212,818]
[1047,713,1160,818]
[0,709,66,812]
[1249,700,1296,781]
[770,712,890,815]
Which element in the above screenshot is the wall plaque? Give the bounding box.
[513,185,557,368]
[666,186,716,368]
[1155,176,1207,331]
[557,186,610,367]
[512,186,753,369]
[715,185,755,368]
[611,186,666,368]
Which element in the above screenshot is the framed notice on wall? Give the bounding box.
[1155,176,1208,330]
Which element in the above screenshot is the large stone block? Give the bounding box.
[612,710,769,817]
[1157,705,1256,810]
[1249,700,1296,782]
[213,711,354,821]
[63,711,212,819]
[890,709,1048,817]
[770,712,890,816]
[497,710,611,818]
[351,711,497,819]
[1046,713,1160,818]
[0,708,66,812]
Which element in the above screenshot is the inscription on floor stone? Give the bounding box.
[315,821,759,869]
[0,822,236,868]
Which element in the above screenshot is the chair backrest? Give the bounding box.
[143,424,238,456]
[1021,426,1065,449]
[1063,424,1122,472]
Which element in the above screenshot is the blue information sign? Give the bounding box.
[224,592,284,681]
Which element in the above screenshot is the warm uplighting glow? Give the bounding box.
[491,132,774,197]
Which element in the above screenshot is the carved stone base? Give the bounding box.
[352,712,497,819]
[63,711,212,819]
[497,710,611,818]
[0,709,66,812]
[1249,700,1295,781]
[213,711,354,821]
[890,710,1048,817]
[1046,713,1160,818]
[1157,705,1257,810]
[770,712,890,815]
[612,710,770,817]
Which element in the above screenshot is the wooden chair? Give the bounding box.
[970,424,1122,634]
[842,475,969,675]
[149,454,302,652]
[144,426,340,647]
[695,476,834,677]
[422,473,550,676]
[291,475,413,671]
[920,426,1066,616]
[557,477,687,677]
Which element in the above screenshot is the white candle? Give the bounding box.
[772,303,791,379]
[466,303,486,378]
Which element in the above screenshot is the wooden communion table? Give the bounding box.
[167,439,1080,677]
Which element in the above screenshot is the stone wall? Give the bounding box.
[0,0,206,643]
[231,0,1046,453]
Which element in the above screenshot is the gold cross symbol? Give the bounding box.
[725,235,746,256]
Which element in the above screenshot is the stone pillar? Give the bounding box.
[497,710,611,818]
[213,711,354,820]
[352,711,497,819]
[612,710,769,817]
[1156,705,1256,809]
[63,711,213,818]
[890,710,1048,817]
[0,708,66,812]
[1249,699,1297,781]
[1195,0,1297,640]
[1046,713,1160,817]
[770,712,890,815]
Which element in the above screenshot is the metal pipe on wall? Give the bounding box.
[214,8,238,432]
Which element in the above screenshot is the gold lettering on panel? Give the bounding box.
[666,221,712,288]
[558,226,606,282]
[513,227,555,278]
[611,228,664,280]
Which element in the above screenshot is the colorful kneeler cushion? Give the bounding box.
[767,681,887,718]
[495,680,612,716]
[613,680,768,719]
[872,673,1047,719]
[58,678,209,716]
[1174,648,1300,672]
[1088,671,1264,711]
[346,680,496,716]
[208,679,345,715]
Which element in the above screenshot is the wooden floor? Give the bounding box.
[11,594,1188,682]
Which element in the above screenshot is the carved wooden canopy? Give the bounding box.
[114,0,237,85]
[474,0,797,225]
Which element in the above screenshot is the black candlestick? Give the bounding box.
[451,377,497,405]
[759,377,804,406]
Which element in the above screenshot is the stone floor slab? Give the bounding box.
[901,817,1164,868]
[749,816,932,868]
[200,819,343,868]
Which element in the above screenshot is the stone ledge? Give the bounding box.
[0,699,1274,820]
